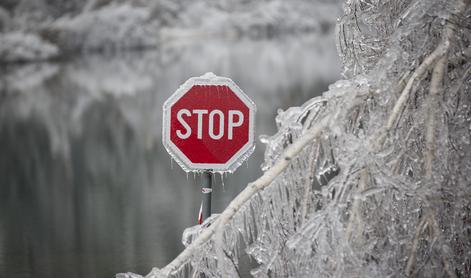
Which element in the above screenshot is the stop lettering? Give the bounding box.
[175,109,243,140]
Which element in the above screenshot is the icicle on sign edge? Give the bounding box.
[162,72,257,173]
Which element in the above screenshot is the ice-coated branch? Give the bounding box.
[373,0,468,149]
[428,215,458,278]
[345,168,369,241]
[373,37,450,148]
[159,116,331,276]
[405,211,458,278]
[300,143,321,224]
[405,214,431,277]
[424,55,447,179]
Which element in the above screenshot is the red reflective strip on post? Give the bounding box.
[197,202,203,225]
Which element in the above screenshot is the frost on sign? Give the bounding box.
[162,73,256,173]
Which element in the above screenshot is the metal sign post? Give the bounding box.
[201,172,212,222]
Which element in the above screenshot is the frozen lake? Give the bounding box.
[0,36,339,278]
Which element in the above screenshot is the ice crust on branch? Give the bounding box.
[119,0,471,277]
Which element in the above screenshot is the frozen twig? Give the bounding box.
[373,0,465,149]
[423,17,463,177]
[300,143,321,224]
[222,249,241,278]
[424,55,447,179]
[395,11,465,275]
[405,214,430,276]
[405,210,458,278]
[428,214,457,278]
[373,38,450,148]
[385,42,448,131]
[345,168,368,241]
[160,116,330,276]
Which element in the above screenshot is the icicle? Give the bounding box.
[221,173,225,192]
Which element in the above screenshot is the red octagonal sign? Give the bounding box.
[163,73,256,172]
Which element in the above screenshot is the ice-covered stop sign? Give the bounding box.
[162,73,256,172]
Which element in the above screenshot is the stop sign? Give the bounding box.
[162,73,256,172]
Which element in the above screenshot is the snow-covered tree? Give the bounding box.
[118,0,471,277]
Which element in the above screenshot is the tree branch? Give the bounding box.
[345,168,368,241]
[373,38,450,148]
[424,55,447,179]
[405,214,430,277]
[300,143,321,224]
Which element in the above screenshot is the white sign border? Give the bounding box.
[162,73,256,173]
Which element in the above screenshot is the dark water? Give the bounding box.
[0,36,339,278]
